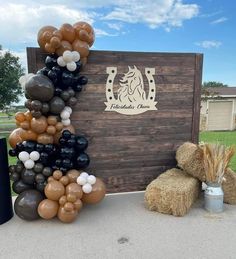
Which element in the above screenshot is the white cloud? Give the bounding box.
[107,22,123,31]
[103,0,199,29]
[195,40,222,49]
[94,28,118,37]
[211,17,228,24]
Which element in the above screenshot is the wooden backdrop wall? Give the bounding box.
[27,48,203,193]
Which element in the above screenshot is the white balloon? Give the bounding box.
[72,51,80,62]
[24,159,35,169]
[82,183,92,194]
[80,172,89,179]
[87,175,96,185]
[60,110,70,120]
[57,56,66,67]
[62,119,71,126]
[77,176,87,185]
[64,106,72,114]
[29,151,40,161]
[18,151,30,162]
[66,61,76,72]
[63,50,73,63]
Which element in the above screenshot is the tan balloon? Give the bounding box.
[45,181,65,201]
[20,121,30,130]
[15,112,25,123]
[81,178,106,204]
[47,115,58,125]
[57,206,77,223]
[66,193,77,203]
[37,26,57,49]
[46,125,56,135]
[38,199,59,220]
[73,21,95,47]
[64,202,74,212]
[59,195,67,206]
[8,128,27,148]
[66,183,83,199]
[66,169,81,183]
[37,133,54,145]
[74,199,83,212]
[53,170,63,180]
[56,40,72,56]
[72,39,89,58]
[24,111,33,121]
[31,116,48,134]
[60,176,69,186]
[45,43,56,54]
[26,130,38,141]
[60,23,75,43]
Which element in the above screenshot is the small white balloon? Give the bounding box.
[80,172,89,179]
[87,175,96,185]
[60,110,70,120]
[64,106,72,114]
[72,51,80,62]
[62,119,71,126]
[77,176,87,185]
[82,183,92,194]
[63,50,73,63]
[29,151,40,161]
[66,61,76,72]
[57,56,66,67]
[24,159,35,169]
[19,151,30,162]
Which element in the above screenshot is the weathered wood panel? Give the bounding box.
[27,48,203,193]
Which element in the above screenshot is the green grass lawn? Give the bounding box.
[200,131,236,171]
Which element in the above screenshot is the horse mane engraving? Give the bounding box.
[117,66,146,103]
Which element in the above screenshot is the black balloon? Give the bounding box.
[37,67,50,76]
[45,56,57,69]
[49,96,65,114]
[40,152,49,165]
[12,180,32,194]
[60,91,70,101]
[47,70,59,85]
[33,163,44,173]
[78,76,88,85]
[62,71,74,87]
[36,182,47,193]
[14,190,44,221]
[31,100,42,111]
[54,88,63,96]
[15,163,24,173]
[75,136,88,151]
[25,74,54,102]
[9,149,17,157]
[23,141,36,153]
[76,152,90,169]
[73,84,83,92]
[16,142,25,152]
[42,167,52,177]
[62,130,71,139]
[21,169,36,185]
[41,103,50,114]
[67,97,77,107]
[35,174,45,184]
[55,159,62,167]
[35,143,44,153]
[11,172,20,182]
[67,138,76,147]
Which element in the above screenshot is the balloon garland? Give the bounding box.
[8,21,106,223]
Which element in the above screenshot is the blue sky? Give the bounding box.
[0,0,235,85]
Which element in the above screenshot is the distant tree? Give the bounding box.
[0,45,24,110]
[202,81,228,88]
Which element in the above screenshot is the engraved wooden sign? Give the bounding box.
[27,48,203,193]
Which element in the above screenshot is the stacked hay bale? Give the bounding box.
[145,168,200,216]
[176,142,236,205]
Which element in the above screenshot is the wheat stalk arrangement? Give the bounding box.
[201,143,235,184]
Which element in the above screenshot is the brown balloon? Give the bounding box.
[15,112,26,123]
[66,183,83,199]
[24,111,33,121]
[60,176,70,186]
[31,116,48,134]
[73,21,95,47]
[50,36,61,49]
[37,133,54,144]
[74,199,83,212]
[47,115,58,125]
[8,128,26,148]
[55,122,63,131]
[20,121,30,130]
[26,130,38,141]
[64,202,74,212]
[45,43,56,53]
[46,125,56,135]
[81,178,106,204]
[56,40,72,56]
[57,206,77,223]
[38,199,59,220]
[59,195,67,206]
[66,193,77,203]
[45,180,65,201]
[60,23,75,43]
[37,26,57,50]
[66,169,81,183]
[72,39,89,58]
[53,170,63,180]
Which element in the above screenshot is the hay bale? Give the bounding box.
[145,168,200,216]
[176,142,205,182]
[223,168,236,204]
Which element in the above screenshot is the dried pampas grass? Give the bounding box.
[201,143,235,184]
[145,168,200,217]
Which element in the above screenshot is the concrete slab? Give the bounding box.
[0,192,236,259]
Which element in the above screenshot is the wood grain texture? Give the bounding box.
[27,48,202,193]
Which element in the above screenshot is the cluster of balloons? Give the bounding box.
[8,21,106,223]
[37,22,95,65]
